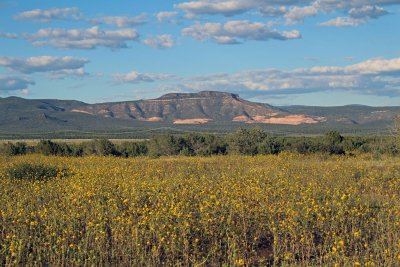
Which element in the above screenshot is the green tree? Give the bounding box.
[392,115,400,148]
[258,137,283,155]
[0,142,28,156]
[36,140,63,156]
[183,133,227,156]
[148,134,182,157]
[228,128,267,155]
[86,139,118,156]
[324,130,345,155]
[118,142,148,157]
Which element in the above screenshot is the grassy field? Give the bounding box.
[0,154,399,266]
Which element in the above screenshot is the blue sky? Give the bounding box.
[0,0,400,106]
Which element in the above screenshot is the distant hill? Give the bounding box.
[70,91,323,125]
[0,91,399,138]
[281,105,400,125]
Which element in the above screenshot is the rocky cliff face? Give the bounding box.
[71,91,324,125]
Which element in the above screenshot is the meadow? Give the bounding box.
[0,153,399,266]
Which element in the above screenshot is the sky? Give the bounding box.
[0,0,400,106]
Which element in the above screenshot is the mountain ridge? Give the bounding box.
[0,91,399,137]
[69,91,324,125]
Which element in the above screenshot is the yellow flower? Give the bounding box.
[235,258,244,266]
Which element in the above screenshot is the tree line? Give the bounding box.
[1,128,399,157]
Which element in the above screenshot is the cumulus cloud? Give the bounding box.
[90,13,147,27]
[182,20,301,44]
[14,7,82,22]
[158,57,400,97]
[175,0,253,16]
[349,5,389,19]
[284,5,318,24]
[25,26,139,49]
[319,17,365,27]
[259,6,287,17]
[320,4,390,27]
[0,32,17,39]
[156,11,179,23]
[176,0,396,26]
[143,34,174,49]
[0,75,34,92]
[0,56,89,74]
[49,68,88,79]
[112,71,178,84]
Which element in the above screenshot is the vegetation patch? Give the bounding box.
[5,163,66,181]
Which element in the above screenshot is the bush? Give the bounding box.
[5,163,65,181]
[85,139,119,156]
[1,142,28,156]
[118,142,148,157]
[292,138,311,154]
[324,130,345,155]
[258,137,284,155]
[228,128,267,155]
[148,135,182,157]
[35,140,63,156]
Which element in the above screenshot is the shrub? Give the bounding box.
[258,137,283,155]
[228,128,267,155]
[292,138,311,154]
[118,142,148,157]
[324,130,345,155]
[5,163,65,181]
[0,142,28,156]
[35,140,64,156]
[148,135,182,157]
[85,139,119,156]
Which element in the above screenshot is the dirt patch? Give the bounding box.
[140,117,163,122]
[232,115,250,122]
[233,114,325,125]
[173,118,211,124]
[70,109,93,115]
[250,115,325,125]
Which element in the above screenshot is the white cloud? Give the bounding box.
[90,13,147,27]
[156,11,179,23]
[0,56,89,74]
[319,17,365,27]
[143,34,174,49]
[320,4,390,27]
[259,6,287,17]
[158,57,400,97]
[345,57,400,74]
[182,20,301,44]
[284,5,318,24]
[0,32,17,39]
[113,71,178,84]
[25,26,139,49]
[176,0,397,26]
[49,68,88,79]
[18,89,30,95]
[175,0,253,16]
[0,75,34,92]
[349,5,389,19]
[14,7,82,22]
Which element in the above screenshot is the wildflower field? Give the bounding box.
[0,153,399,266]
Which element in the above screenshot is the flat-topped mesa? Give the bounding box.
[155,91,240,100]
[68,90,326,125]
